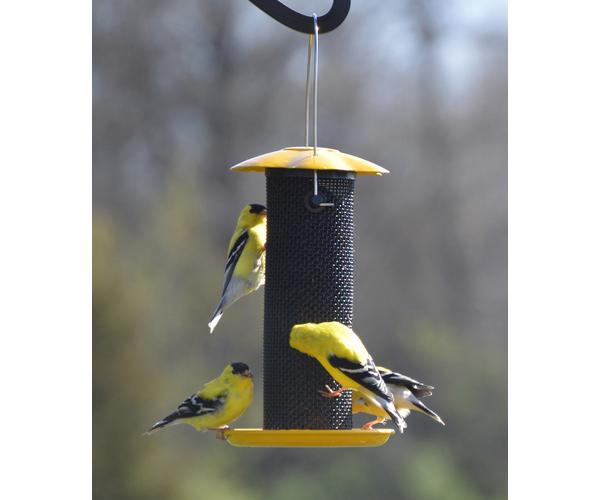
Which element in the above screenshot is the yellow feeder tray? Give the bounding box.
[230,147,389,176]
[224,428,395,448]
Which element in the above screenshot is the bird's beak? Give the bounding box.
[260,208,267,216]
[243,370,253,378]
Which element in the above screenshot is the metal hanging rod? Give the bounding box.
[304,15,319,155]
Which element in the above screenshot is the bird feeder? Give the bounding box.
[224,0,391,447]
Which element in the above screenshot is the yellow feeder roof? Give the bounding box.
[230,147,389,176]
[223,428,395,448]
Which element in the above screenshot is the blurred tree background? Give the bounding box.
[93,0,507,499]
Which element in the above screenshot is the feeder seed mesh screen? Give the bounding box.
[263,169,355,429]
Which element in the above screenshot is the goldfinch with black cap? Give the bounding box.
[208,204,267,333]
[289,321,407,432]
[146,362,254,437]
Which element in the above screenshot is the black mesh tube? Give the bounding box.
[263,168,355,429]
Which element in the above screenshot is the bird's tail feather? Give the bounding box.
[208,277,253,333]
[208,308,223,334]
[145,412,180,434]
[411,387,434,398]
[407,393,445,425]
[381,399,407,433]
[381,372,434,398]
[208,291,228,333]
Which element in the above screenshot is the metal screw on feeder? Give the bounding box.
[225,0,391,448]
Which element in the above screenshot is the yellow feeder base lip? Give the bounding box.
[230,147,389,176]
[223,428,395,448]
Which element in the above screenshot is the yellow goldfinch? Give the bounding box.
[208,204,267,333]
[146,362,254,437]
[350,366,445,430]
[289,321,406,431]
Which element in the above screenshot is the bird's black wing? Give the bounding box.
[221,230,249,295]
[147,391,227,433]
[176,391,227,418]
[379,370,434,398]
[328,354,393,402]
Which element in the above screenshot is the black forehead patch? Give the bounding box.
[231,362,250,374]
[249,204,266,214]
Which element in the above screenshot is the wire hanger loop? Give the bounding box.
[247,0,351,34]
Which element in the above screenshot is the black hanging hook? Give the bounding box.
[247,0,351,34]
